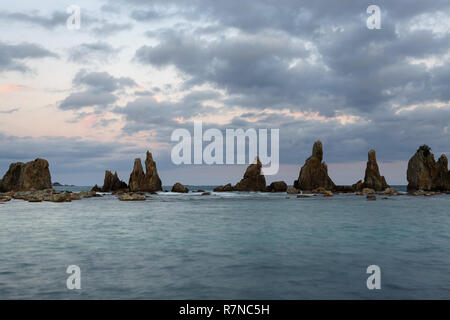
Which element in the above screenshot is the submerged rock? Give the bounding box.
[286,187,299,194]
[213,183,234,192]
[366,195,377,201]
[268,181,288,192]
[234,157,266,192]
[171,183,189,193]
[293,141,335,191]
[0,158,52,192]
[119,193,146,201]
[407,145,450,191]
[129,151,162,192]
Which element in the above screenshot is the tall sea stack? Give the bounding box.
[234,157,266,192]
[294,141,335,191]
[129,151,162,192]
[100,170,128,192]
[353,149,389,191]
[0,158,52,192]
[407,145,450,191]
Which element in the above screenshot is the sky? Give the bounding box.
[1,0,450,186]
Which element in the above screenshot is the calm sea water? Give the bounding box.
[1,186,449,299]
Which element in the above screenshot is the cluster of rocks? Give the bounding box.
[2,143,450,203]
[0,189,101,203]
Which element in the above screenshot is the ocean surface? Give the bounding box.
[1,186,450,299]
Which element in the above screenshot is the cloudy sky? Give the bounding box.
[1,0,450,186]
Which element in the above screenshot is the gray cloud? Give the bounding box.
[68,42,121,64]
[0,108,20,114]
[0,41,58,72]
[59,70,137,111]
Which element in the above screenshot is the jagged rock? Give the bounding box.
[172,183,189,193]
[294,141,335,191]
[407,145,450,191]
[213,183,234,192]
[129,151,162,192]
[354,150,389,192]
[119,193,146,201]
[383,188,399,196]
[234,157,266,192]
[0,194,12,202]
[286,187,299,194]
[50,192,72,202]
[268,181,287,192]
[0,158,51,192]
[362,188,375,195]
[91,184,102,192]
[100,170,127,192]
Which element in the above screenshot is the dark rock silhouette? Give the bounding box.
[129,151,162,192]
[213,183,234,192]
[294,141,335,191]
[0,158,51,191]
[353,149,389,192]
[268,181,287,192]
[171,182,188,193]
[234,157,266,192]
[100,170,127,192]
[407,145,450,191]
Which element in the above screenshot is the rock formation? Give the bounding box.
[353,149,389,192]
[234,157,266,192]
[129,151,162,192]
[213,183,234,192]
[293,141,335,191]
[0,158,51,192]
[407,145,450,191]
[268,181,287,192]
[171,182,189,193]
[100,170,127,192]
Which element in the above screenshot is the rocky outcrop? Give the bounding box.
[100,170,127,192]
[407,145,450,191]
[293,141,335,191]
[171,182,188,193]
[353,149,389,192]
[0,158,51,192]
[129,151,162,192]
[268,181,287,192]
[234,158,266,192]
[213,183,234,192]
[287,187,299,194]
[119,193,146,201]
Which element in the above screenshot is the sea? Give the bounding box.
[1,185,449,299]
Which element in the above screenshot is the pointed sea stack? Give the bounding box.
[0,158,51,192]
[407,145,450,191]
[294,141,335,191]
[353,150,389,192]
[129,151,162,192]
[100,170,128,192]
[234,157,266,192]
